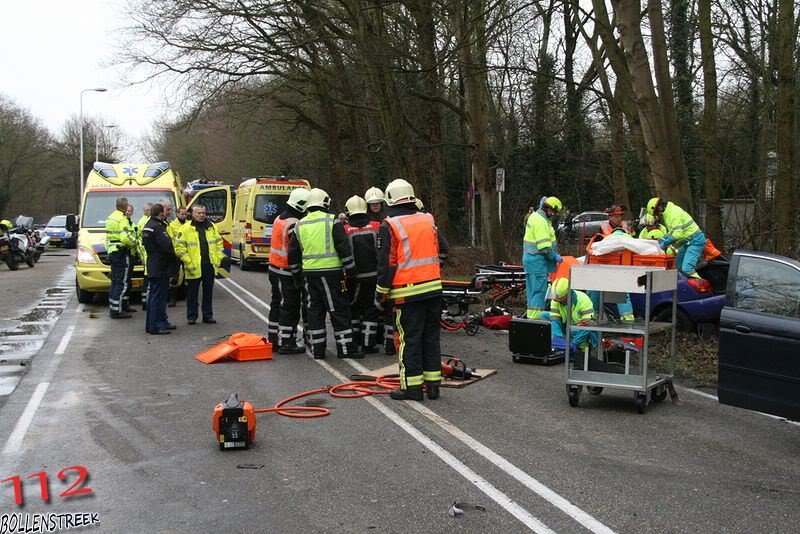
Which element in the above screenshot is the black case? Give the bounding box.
[509,318,564,365]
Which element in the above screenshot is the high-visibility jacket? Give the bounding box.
[269,214,298,273]
[137,214,149,231]
[599,221,631,236]
[662,202,700,245]
[174,220,224,279]
[550,290,595,333]
[523,209,556,255]
[638,225,667,240]
[167,218,185,241]
[294,211,345,271]
[105,210,137,254]
[378,212,442,301]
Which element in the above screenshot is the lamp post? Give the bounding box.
[96,124,116,163]
[79,88,107,204]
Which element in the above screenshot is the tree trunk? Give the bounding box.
[647,0,693,210]
[774,0,796,255]
[612,0,692,207]
[699,0,723,247]
[454,0,505,262]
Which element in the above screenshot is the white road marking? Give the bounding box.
[55,325,76,355]
[223,278,270,309]
[3,382,50,454]
[225,276,618,533]
[217,281,270,324]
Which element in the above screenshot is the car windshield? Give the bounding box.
[47,215,67,227]
[81,191,177,228]
[253,194,288,225]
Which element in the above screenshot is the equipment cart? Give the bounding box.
[565,264,678,413]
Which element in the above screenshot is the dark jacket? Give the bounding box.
[288,207,356,279]
[142,216,177,278]
[376,204,449,303]
[344,214,379,278]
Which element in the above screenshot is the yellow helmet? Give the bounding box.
[553,277,570,300]
[364,187,385,204]
[646,197,660,216]
[287,187,310,212]
[384,179,416,206]
[0,219,11,231]
[543,196,563,211]
[344,195,368,216]
[306,188,331,210]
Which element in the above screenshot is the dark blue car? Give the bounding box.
[630,258,729,329]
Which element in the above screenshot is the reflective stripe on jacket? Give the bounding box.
[105,210,137,254]
[295,211,343,271]
[167,218,184,241]
[523,210,555,255]
[379,212,441,300]
[269,215,298,270]
[662,202,700,244]
[550,290,595,328]
[174,221,224,279]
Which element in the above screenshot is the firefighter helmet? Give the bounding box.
[0,219,11,232]
[287,188,310,212]
[306,188,331,210]
[364,187,385,204]
[345,195,368,216]
[384,179,416,206]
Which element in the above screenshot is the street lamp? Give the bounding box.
[79,87,107,204]
[96,124,116,163]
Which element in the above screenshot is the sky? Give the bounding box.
[0,0,175,160]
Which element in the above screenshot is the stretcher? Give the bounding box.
[441,279,482,335]
[473,264,526,306]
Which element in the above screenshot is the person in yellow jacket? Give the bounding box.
[647,198,705,277]
[638,214,676,255]
[174,204,224,324]
[522,196,563,319]
[550,277,599,353]
[136,203,153,311]
[166,206,188,307]
[106,197,138,318]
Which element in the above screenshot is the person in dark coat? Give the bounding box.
[142,203,177,335]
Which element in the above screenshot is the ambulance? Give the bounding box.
[231,176,311,270]
[75,162,234,303]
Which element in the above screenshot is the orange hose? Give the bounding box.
[251,375,401,419]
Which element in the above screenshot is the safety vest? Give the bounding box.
[384,212,442,299]
[662,202,700,244]
[174,221,225,279]
[294,211,342,271]
[523,210,555,254]
[269,215,298,270]
[105,210,137,254]
[600,221,630,236]
[550,290,595,326]
[638,225,667,240]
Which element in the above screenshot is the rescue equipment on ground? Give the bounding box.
[441,357,478,380]
[195,333,273,363]
[509,318,565,365]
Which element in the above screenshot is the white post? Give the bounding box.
[499,191,503,225]
[78,88,107,206]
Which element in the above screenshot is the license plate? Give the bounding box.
[132,279,143,289]
[50,237,61,242]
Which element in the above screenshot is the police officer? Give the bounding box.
[142,202,177,335]
[376,179,448,401]
[647,198,706,278]
[288,188,363,360]
[167,206,188,307]
[343,195,381,353]
[268,188,310,354]
[522,196,563,319]
[106,197,138,318]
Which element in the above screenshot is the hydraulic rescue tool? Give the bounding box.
[441,357,478,380]
[213,393,256,450]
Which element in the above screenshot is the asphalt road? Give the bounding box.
[1,253,798,533]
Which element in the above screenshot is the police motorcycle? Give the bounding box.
[15,216,48,263]
[0,218,36,270]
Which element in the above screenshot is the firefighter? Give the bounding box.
[343,195,381,353]
[268,187,310,354]
[105,197,138,318]
[288,188,363,359]
[647,198,706,278]
[166,206,188,306]
[523,196,563,319]
[598,205,631,236]
[550,277,599,353]
[365,186,386,222]
[376,179,448,401]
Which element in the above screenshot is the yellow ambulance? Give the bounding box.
[75,162,233,303]
[231,176,311,270]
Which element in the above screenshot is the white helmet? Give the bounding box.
[306,188,331,210]
[345,195,368,216]
[384,179,416,207]
[364,186,384,204]
[415,198,424,211]
[287,188,310,212]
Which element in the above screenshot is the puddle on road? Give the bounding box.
[17,307,62,323]
[46,288,69,295]
[0,323,50,336]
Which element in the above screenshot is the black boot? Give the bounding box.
[337,343,364,359]
[362,345,379,354]
[425,381,441,400]
[313,347,326,360]
[279,342,306,355]
[390,386,424,401]
[268,335,278,346]
[384,340,396,356]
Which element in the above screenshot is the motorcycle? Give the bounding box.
[4,217,37,269]
[34,229,50,261]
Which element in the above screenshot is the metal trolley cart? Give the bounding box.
[565,264,678,413]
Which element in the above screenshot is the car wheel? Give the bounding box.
[654,307,694,333]
[76,280,94,304]
[239,246,250,271]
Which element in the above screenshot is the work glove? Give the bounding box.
[658,236,675,250]
[375,293,388,313]
[554,253,563,264]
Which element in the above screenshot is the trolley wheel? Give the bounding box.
[652,385,668,403]
[567,385,582,407]
[512,355,520,363]
[587,386,603,396]
[634,392,648,414]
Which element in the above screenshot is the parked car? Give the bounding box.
[557,211,608,242]
[630,257,730,330]
[44,214,78,248]
[717,250,800,420]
